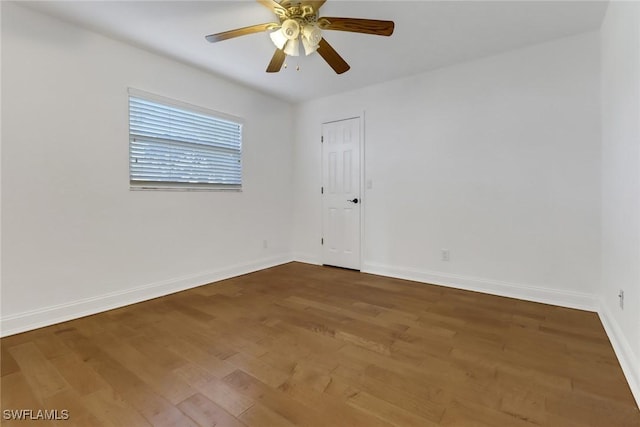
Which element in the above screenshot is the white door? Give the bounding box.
[321,117,361,270]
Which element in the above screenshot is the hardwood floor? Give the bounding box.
[2,262,639,426]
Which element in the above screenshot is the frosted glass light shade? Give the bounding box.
[303,25,322,45]
[302,24,322,56]
[270,30,288,50]
[302,36,318,56]
[281,19,300,40]
[283,38,300,56]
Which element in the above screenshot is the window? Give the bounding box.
[128,89,243,190]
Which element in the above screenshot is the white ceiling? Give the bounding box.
[23,0,608,103]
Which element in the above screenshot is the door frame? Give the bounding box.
[320,111,366,270]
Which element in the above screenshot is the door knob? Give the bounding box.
[348,198,359,204]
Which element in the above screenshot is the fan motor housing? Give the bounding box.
[275,1,319,25]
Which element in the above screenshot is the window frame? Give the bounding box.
[128,88,244,192]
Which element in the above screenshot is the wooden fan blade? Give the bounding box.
[205,23,276,43]
[257,0,285,13]
[319,17,395,36]
[266,49,286,73]
[316,38,350,74]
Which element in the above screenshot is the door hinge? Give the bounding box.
[321,186,324,194]
[321,136,324,143]
[321,238,324,245]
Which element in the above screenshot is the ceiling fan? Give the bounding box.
[205,0,395,74]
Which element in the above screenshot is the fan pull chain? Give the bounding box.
[282,62,300,71]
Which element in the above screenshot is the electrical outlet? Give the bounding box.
[441,249,450,262]
[619,289,624,309]
[263,240,268,249]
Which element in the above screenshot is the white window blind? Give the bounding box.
[129,89,242,190]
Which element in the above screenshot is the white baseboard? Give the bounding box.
[292,252,322,266]
[598,302,640,408]
[0,254,293,337]
[361,262,598,311]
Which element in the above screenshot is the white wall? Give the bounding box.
[1,0,638,406]
[1,3,294,335]
[599,0,640,405]
[293,32,602,309]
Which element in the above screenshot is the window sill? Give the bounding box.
[130,185,242,192]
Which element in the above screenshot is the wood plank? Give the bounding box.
[43,388,104,427]
[81,389,151,427]
[347,390,440,427]
[88,331,196,405]
[237,403,296,427]
[48,352,110,396]
[8,342,69,399]
[332,364,447,422]
[225,352,290,389]
[279,380,394,427]
[1,344,20,377]
[1,372,45,413]
[121,384,199,427]
[223,369,325,426]
[440,399,538,427]
[177,393,247,427]
[174,363,255,417]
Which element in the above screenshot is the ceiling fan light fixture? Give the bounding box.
[283,37,300,56]
[205,0,395,74]
[269,29,288,50]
